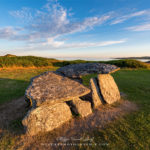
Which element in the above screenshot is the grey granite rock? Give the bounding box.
[98,74,120,104]
[22,102,72,136]
[26,71,90,107]
[56,63,119,78]
[67,98,92,117]
[90,78,103,108]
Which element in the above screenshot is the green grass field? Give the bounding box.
[0,67,58,105]
[82,69,150,150]
[0,68,150,149]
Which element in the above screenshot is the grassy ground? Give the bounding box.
[0,68,150,149]
[81,69,150,150]
[0,67,58,105]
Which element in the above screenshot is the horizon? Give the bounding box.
[0,0,150,58]
[1,53,150,62]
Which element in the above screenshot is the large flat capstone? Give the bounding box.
[22,102,72,136]
[56,63,119,78]
[26,71,90,107]
[98,74,120,104]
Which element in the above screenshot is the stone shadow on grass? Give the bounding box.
[0,78,30,134]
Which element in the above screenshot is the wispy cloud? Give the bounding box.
[1,0,146,51]
[8,1,112,43]
[62,39,126,49]
[22,38,127,51]
[9,7,33,22]
[111,10,150,25]
[0,27,17,39]
[126,23,150,31]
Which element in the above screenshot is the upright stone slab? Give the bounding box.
[68,98,92,117]
[22,102,72,136]
[26,71,90,107]
[98,74,120,104]
[90,78,103,108]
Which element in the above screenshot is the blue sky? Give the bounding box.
[0,0,150,59]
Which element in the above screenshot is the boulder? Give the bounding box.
[98,74,120,104]
[26,71,90,107]
[67,98,92,117]
[22,102,72,136]
[90,78,103,108]
[56,63,119,78]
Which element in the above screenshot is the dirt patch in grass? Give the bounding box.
[12,99,138,150]
[0,95,138,150]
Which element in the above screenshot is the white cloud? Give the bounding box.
[126,23,150,31]
[2,0,127,52]
[9,7,33,23]
[62,39,126,49]
[8,0,112,42]
[42,37,65,47]
[4,1,150,45]
[0,27,17,39]
[21,38,127,51]
[26,9,111,40]
[111,10,150,25]
[2,0,147,52]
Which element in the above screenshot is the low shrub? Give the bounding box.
[0,56,57,68]
[106,59,149,69]
[0,55,149,69]
[53,59,149,69]
[53,59,95,67]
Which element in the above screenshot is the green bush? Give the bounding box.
[53,59,149,69]
[105,59,149,69]
[0,56,56,68]
[53,59,95,67]
[0,55,149,69]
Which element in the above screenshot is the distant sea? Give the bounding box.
[136,59,150,62]
[56,57,150,62]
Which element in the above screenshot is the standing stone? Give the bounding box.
[98,74,120,104]
[22,102,72,136]
[90,78,103,108]
[68,98,92,117]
